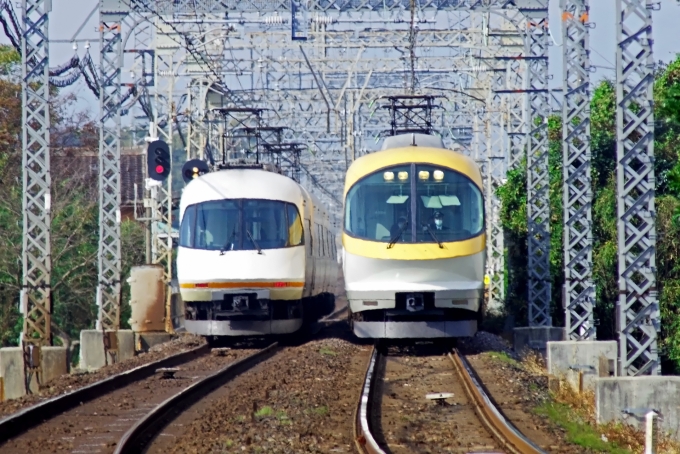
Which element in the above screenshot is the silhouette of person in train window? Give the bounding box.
[427,211,449,232]
[390,216,408,240]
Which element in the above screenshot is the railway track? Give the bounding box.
[354,342,546,454]
[0,341,276,454]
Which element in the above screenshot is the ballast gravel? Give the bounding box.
[0,333,206,417]
[162,333,369,454]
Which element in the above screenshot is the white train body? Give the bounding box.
[177,168,338,336]
[342,134,486,338]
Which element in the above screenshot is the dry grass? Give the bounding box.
[518,352,680,454]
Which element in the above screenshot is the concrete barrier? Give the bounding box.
[0,347,26,401]
[547,341,617,391]
[596,376,680,438]
[79,330,135,371]
[513,326,565,356]
[39,346,68,387]
[134,332,174,352]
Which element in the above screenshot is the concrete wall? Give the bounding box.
[0,347,26,400]
[79,330,135,371]
[0,346,67,401]
[596,376,680,438]
[514,327,565,355]
[547,341,617,391]
[40,347,68,386]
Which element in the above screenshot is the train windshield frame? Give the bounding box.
[179,199,304,251]
[344,163,484,244]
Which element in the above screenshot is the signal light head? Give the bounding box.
[147,140,171,181]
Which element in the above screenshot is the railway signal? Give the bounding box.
[147,140,171,181]
[181,159,210,183]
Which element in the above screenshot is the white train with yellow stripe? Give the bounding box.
[342,133,485,338]
[177,165,338,336]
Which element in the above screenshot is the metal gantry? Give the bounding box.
[20,0,51,346]
[150,24,178,282]
[615,0,659,376]
[561,0,595,340]
[96,2,128,331]
[524,7,552,327]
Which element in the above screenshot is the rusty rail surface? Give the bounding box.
[114,342,280,454]
[0,343,209,445]
[450,349,547,454]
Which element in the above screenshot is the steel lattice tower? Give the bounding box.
[97,2,129,330]
[20,0,51,346]
[615,0,659,376]
[524,8,552,327]
[561,0,595,340]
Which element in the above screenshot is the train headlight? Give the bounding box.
[397,171,408,181]
[383,171,394,181]
[418,170,429,180]
[433,170,444,181]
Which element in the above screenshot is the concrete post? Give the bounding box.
[645,411,658,454]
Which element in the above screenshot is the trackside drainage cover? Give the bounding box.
[156,367,179,379]
[426,392,453,405]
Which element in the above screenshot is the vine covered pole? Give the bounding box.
[20,0,52,346]
[615,0,659,376]
[561,0,595,340]
[97,1,129,330]
[524,7,552,327]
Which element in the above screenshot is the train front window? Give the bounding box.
[344,164,483,244]
[179,199,303,251]
[344,165,413,243]
[414,165,483,242]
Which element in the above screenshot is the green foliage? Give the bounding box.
[497,55,680,372]
[0,45,19,76]
[0,77,147,345]
[534,402,630,453]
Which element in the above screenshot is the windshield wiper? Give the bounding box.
[246,229,263,254]
[220,225,238,255]
[423,225,444,249]
[387,222,408,249]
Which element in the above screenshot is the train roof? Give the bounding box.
[343,137,482,195]
[181,168,305,208]
[179,168,331,224]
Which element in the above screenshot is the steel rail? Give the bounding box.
[114,342,280,454]
[353,343,386,454]
[449,349,547,454]
[0,343,209,445]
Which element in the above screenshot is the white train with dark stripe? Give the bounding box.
[342,134,486,338]
[177,166,338,336]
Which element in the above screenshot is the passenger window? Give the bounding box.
[286,204,304,246]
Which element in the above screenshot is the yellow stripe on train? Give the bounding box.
[342,233,486,261]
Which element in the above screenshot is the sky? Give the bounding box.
[2,0,680,116]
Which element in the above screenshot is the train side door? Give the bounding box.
[304,218,315,297]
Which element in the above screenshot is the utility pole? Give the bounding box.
[20,0,52,348]
[615,0,659,376]
[97,0,129,331]
[561,0,595,340]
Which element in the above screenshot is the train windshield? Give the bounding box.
[344,164,483,244]
[179,199,304,251]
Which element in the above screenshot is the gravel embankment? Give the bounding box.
[0,333,206,417]
[160,332,369,454]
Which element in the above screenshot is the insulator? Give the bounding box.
[312,15,334,24]
[265,15,283,25]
